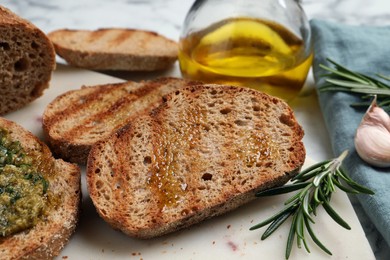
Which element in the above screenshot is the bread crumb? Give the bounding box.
[227,224,231,229]
[62,256,68,259]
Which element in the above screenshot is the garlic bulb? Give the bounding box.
[354,96,390,168]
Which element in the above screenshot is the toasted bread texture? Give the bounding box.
[48,28,178,71]
[0,117,81,259]
[0,6,56,115]
[42,77,195,164]
[87,84,305,239]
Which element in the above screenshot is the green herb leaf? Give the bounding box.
[261,210,294,240]
[304,217,332,255]
[256,182,309,196]
[286,213,297,259]
[250,150,374,259]
[319,58,390,109]
[320,195,351,230]
[250,204,297,231]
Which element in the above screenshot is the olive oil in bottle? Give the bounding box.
[178,17,312,101]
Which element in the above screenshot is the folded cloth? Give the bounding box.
[310,19,390,247]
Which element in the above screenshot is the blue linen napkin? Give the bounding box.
[310,19,390,247]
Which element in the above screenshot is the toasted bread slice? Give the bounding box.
[48,28,178,71]
[42,77,196,164]
[0,117,80,259]
[86,84,305,238]
[0,6,55,115]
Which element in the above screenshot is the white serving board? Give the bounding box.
[4,65,375,260]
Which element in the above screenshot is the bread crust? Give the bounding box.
[0,117,81,259]
[48,28,178,71]
[0,6,55,115]
[87,84,305,238]
[42,77,198,164]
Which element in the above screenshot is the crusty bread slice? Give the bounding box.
[42,77,196,164]
[0,117,81,259]
[0,6,56,115]
[48,28,178,71]
[87,84,305,239]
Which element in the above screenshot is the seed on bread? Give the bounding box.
[87,84,305,239]
[0,5,56,115]
[48,28,178,71]
[0,117,81,259]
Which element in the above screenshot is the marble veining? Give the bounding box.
[1,0,390,259]
[2,0,390,38]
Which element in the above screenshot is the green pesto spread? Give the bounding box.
[0,128,49,237]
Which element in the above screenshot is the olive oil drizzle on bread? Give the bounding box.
[87,84,305,239]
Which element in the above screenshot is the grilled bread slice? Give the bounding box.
[0,117,80,259]
[0,6,55,115]
[42,77,195,164]
[87,84,305,239]
[48,28,178,71]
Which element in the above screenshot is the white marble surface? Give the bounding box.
[1,0,390,259]
[3,0,390,38]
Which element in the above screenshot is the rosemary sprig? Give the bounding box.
[319,58,390,111]
[250,150,374,259]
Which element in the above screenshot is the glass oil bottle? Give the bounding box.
[179,0,312,101]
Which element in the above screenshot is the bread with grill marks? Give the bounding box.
[86,84,305,238]
[48,28,178,71]
[0,117,80,259]
[42,77,197,164]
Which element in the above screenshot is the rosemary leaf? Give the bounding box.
[327,174,336,193]
[261,210,294,240]
[349,88,390,95]
[320,64,368,84]
[322,199,351,230]
[380,99,390,106]
[284,190,304,206]
[256,182,309,196]
[336,169,375,195]
[251,150,374,258]
[326,58,379,84]
[302,193,314,223]
[291,161,330,181]
[286,213,297,259]
[302,235,311,254]
[332,176,360,194]
[313,170,329,187]
[378,74,390,81]
[250,204,297,231]
[304,217,332,255]
[295,210,305,240]
[313,187,320,204]
[319,58,390,108]
[325,79,377,89]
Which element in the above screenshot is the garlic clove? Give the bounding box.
[354,96,390,168]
